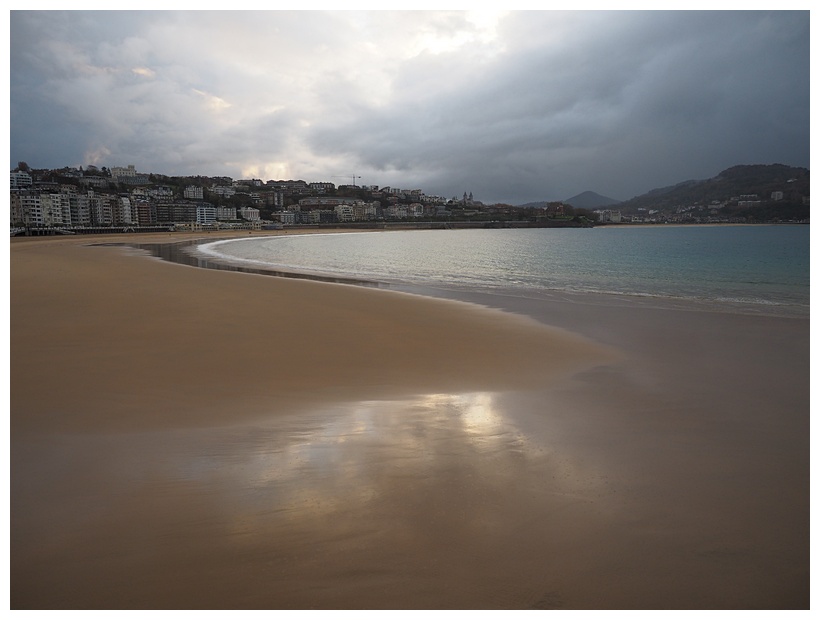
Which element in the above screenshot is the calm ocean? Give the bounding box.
[195,225,810,316]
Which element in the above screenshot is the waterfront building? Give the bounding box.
[238,206,260,221]
[42,193,71,226]
[132,200,156,226]
[156,202,197,223]
[115,196,134,225]
[385,204,408,219]
[276,211,297,225]
[335,204,354,222]
[196,204,217,226]
[352,202,378,221]
[216,205,237,221]
[10,192,23,224]
[25,193,45,226]
[69,193,93,227]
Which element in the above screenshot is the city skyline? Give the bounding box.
[10,10,810,204]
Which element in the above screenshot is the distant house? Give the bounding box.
[110,165,137,181]
[111,165,149,185]
[595,209,622,223]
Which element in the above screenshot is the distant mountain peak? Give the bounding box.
[564,191,621,209]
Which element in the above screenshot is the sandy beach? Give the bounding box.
[10,232,809,609]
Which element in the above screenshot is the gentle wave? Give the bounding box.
[194,227,809,316]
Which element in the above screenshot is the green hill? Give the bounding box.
[617,164,809,216]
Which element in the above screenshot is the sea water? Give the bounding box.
[196,225,809,315]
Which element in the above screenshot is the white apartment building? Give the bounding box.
[385,204,408,219]
[184,185,204,200]
[215,205,237,221]
[11,171,33,189]
[71,193,93,227]
[11,188,147,228]
[115,196,134,225]
[209,186,236,198]
[41,194,71,226]
[92,194,115,225]
[352,202,378,221]
[26,194,44,226]
[335,204,354,222]
[196,204,217,225]
[238,206,260,221]
[13,192,67,226]
[17,193,42,226]
[270,191,284,208]
[408,203,424,217]
[276,211,297,225]
[147,186,174,200]
[36,194,56,226]
[10,193,23,224]
[79,176,109,188]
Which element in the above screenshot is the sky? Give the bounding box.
[9,10,811,204]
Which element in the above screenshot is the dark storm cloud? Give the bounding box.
[10,10,809,204]
[304,11,809,201]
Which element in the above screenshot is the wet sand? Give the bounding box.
[10,233,809,609]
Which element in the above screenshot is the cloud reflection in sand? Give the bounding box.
[225,392,541,514]
[12,390,607,608]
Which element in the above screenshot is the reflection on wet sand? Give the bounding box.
[12,392,607,610]
[13,237,807,610]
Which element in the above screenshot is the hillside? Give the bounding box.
[617,164,809,214]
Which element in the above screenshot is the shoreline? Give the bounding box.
[141,231,809,319]
[11,234,614,435]
[11,233,809,609]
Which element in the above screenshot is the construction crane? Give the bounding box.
[332,175,361,187]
